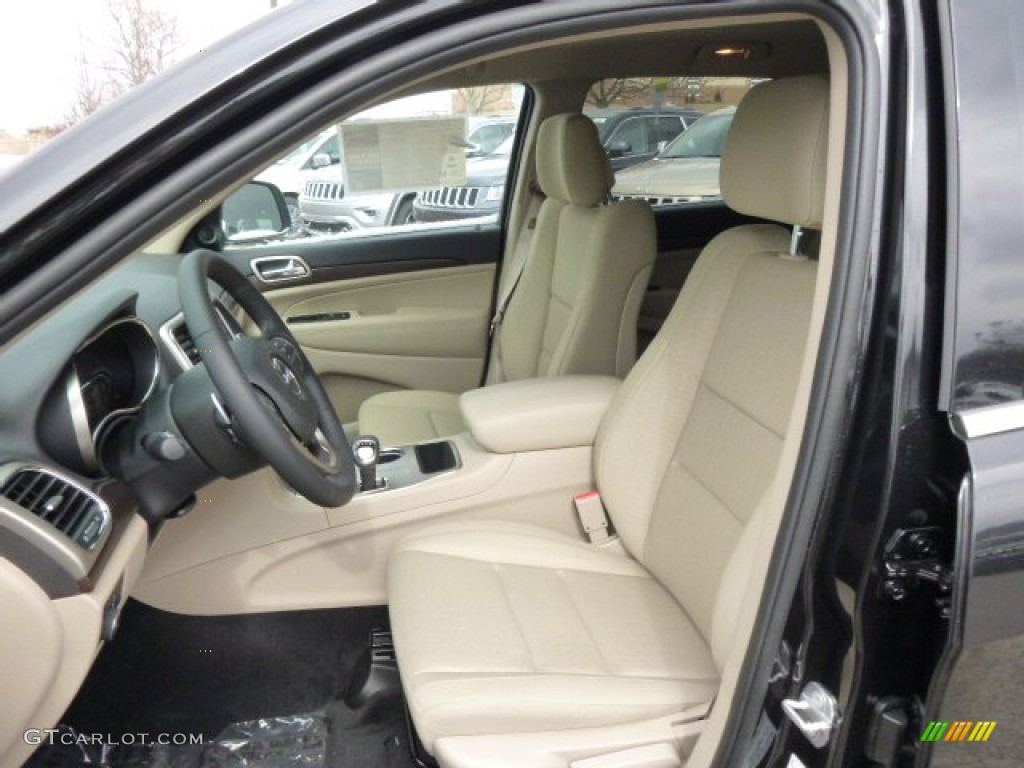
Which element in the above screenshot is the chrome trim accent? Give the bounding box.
[251,255,311,284]
[0,462,113,583]
[159,305,241,371]
[90,322,161,443]
[950,401,1024,439]
[66,366,97,471]
[286,425,339,473]
[159,312,196,371]
[67,317,161,470]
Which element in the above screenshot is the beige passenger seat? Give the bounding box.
[357,112,657,446]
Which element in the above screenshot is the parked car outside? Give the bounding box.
[611,106,735,206]
[462,115,517,156]
[586,105,705,169]
[255,128,338,225]
[299,116,517,233]
[412,134,514,223]
[413,107,705,223]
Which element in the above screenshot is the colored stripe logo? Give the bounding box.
[921,721,996,742]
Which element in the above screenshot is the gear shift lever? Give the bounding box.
[352,435,381,492]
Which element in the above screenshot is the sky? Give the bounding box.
[0,0,291,135]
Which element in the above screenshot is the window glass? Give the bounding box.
[235,84,526,247]
[649,116,685,145]
[321,135,341,164]
[584,76,759,206]
[607,117,650,155]
[659,111,733,159]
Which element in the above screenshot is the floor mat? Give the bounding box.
[28,600,417,767]
[324,700,416,768]
[62,600,389,738]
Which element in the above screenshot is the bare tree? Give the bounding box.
[585,78,654,108]
[63,0,181,127]
[65,47,110,125]
[104,0,181,93]
[455,85,506,115]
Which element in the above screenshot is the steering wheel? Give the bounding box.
[178,250,356,507]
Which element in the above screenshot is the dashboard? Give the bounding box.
[0,255,197,589]
[0,253,248,766]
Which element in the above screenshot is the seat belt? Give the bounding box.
[489,183,545,339]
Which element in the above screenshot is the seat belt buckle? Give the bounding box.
[574,491,613,544]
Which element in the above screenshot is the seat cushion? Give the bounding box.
[357,390,465,446]
[389,520,719,753]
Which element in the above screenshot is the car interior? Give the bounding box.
[1,8,851,768]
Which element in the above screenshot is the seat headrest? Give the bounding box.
[536,113,614,206]
[721,75,829,229]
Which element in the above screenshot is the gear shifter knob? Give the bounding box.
[352,435,381,492]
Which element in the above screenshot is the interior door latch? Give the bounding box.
[251,255,311,283]
[782,681,841,748]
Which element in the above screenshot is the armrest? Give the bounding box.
[460,376,620,453]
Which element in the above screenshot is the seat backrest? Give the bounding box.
[594,76,830,670]
[489,113,656,384]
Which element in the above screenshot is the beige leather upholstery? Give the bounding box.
[358,113,656,446]
[388,75,829,758]
[535,113,615,206]
[389,521,719,751]
[720,75,829,229]
[460,375,620,453]
[356,390,465,446]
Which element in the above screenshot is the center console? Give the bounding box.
[356,440,462,494]
[136,375,622,615]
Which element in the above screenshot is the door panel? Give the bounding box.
[226,224,502,285]
[222,208,504,426]
[257,263,495,425]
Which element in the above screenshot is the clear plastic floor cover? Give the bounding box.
[28,714,328,768]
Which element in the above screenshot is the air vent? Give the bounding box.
[170,322,202,366]
[1,468,109,550]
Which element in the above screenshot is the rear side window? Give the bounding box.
[585,76,759,207]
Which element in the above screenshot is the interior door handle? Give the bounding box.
[251,256,311,283]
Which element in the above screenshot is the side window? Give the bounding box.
[607,117,650,156]
[321,135,340,164]
[234,84,526,247]
[648,116,685,147]
[468,123,514,156]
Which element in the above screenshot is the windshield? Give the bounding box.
[492,135,515,156]
[660,112,734,159]
[276,133,328,165]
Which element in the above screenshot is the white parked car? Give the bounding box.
[255,128,339,225]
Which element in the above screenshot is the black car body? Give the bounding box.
[0,2,1022,767]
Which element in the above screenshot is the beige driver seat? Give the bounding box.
[388,75,828,762]
[358,113,657,446]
